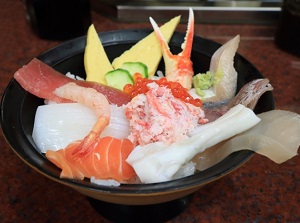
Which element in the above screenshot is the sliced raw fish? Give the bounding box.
[46,136,136,181]
[14,58,131,106]
[200,35,240,102]
[202,78,273,122]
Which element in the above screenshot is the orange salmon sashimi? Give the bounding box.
[46,136,136,181]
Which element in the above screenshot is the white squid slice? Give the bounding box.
[193,110,300,170]
[32,103,97,153]
[32,103,130,153]
[126,104,260,183]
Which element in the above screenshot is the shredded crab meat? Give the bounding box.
[125,82,206,146]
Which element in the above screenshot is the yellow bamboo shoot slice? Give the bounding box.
[84,24,114,84]
[112,15,181,78]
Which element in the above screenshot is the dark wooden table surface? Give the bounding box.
[0,1,299,222]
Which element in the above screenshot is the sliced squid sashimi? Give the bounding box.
[14,58,131,106]
[33,103,97,153]
[126,104,260,183]
[193,110,300,171]
[32,103,130,153]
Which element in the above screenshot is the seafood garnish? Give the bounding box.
[150,8,194,89]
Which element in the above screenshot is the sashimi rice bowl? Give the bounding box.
[2,9,299,211]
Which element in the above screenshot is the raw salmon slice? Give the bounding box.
[46,136,136,182]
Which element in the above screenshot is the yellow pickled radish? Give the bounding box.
[84,24,114,84]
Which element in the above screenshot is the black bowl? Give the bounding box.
[0,29,274,222]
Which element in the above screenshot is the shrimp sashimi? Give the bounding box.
[14,58,131,106]
[54,82,110,117]
[54,82,110,156]
[45,82,135,181]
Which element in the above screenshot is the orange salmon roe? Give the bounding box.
[123,73,202,107]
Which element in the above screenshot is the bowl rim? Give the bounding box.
[1,29,274,195]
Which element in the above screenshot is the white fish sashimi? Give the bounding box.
[126,104,260,183]
[32,103,130,153]
[204,35,240,102]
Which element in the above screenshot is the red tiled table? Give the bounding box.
[0,1,299,222]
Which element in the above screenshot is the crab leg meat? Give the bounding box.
[150,8,195,89]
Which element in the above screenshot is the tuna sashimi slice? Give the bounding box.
[14,58,132,106]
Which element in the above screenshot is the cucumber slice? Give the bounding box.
[122,62,149,78]
[105,69,134,90]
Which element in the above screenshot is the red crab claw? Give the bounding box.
[150,8,194,89]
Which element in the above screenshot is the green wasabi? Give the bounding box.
[192,71,213,97]
[192,69,224,97]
